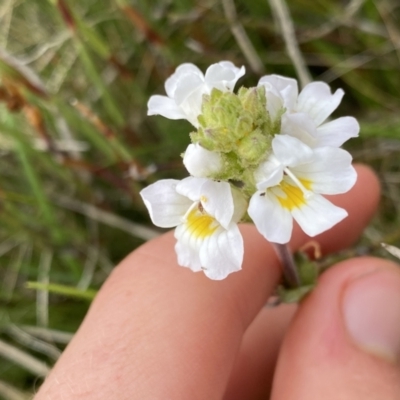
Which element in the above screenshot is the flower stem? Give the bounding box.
[273,243,301,288]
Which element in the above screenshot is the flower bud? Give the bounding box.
[236,128,272,167]
[183,143,222,177]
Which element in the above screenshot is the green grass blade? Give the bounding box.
[26,282,97,301]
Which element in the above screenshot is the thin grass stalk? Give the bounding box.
[0,380,30,400]
[1,244,30,301]
[54,195,160,240]
[221,0,265,74]
[0,339,50,377]
[19,326,73,345]
[14,141,64,244]
[5,325,61,361]
[27,282,97,301]
[268,0,311,87]
[36,249,52,327]
[73,37,125,128]
[55,100,118,162]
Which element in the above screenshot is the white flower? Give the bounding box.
[248,135,357,244]
[182,143,222,178]
[140,177,246,280]
[258,75,359,148]
[148,61,245,127]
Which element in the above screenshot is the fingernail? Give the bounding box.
[343,270,400,362]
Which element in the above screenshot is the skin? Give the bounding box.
[34,164,400,399]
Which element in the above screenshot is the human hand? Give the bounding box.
[34,165,400,400]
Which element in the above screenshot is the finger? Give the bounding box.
[224,164,381,400]
[35,165,380,400]
[271,257,400,400]
[35,228,282,399]
[223,304,297,400]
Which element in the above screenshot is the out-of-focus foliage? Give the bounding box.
[0,0,399,395]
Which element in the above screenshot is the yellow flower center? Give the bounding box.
[186,203,219,239]
[274,177,312,210]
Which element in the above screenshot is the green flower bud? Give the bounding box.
[196,90,246,152]
[236,128,272,168]
[237,86,271,133]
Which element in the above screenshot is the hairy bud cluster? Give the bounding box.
[190,86,278,195]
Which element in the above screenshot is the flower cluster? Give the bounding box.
[141,61,358,280]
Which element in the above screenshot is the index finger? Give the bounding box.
[35,164,380,400]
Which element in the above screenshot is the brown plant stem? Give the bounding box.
[273,243,301,288]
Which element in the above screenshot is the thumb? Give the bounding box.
[272,257,400,400]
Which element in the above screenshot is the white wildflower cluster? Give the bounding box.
[141,61,358,280]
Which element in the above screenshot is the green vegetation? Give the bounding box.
[0,0,399,396]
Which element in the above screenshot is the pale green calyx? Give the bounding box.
[190,85,278,194]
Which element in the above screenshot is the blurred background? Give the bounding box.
[0,0,399,397]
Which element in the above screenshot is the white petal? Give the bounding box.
[257,80,285,121]
[293,147,357,194]
[140,180,192,228]
[165,63,204,98]
[176,176,209,202]
[183,143,222,177]
[174,230,202,272]
[174,75,206,126]
[272,134,314,167]
[231,187,248,223]
[315,116,359,147]
[254,156,284,190]
[205,61,245,92]
[173,73,205,106]
[147,95,187,120]
[258,74,298,111]
[297,82,344,126]
[200,180,234,229]
[263,84,285,120]
[180,96,204,126]
[199,224,243,280]
[248,190,293,244]
[291,194,347,237]
[281,113,318,148]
